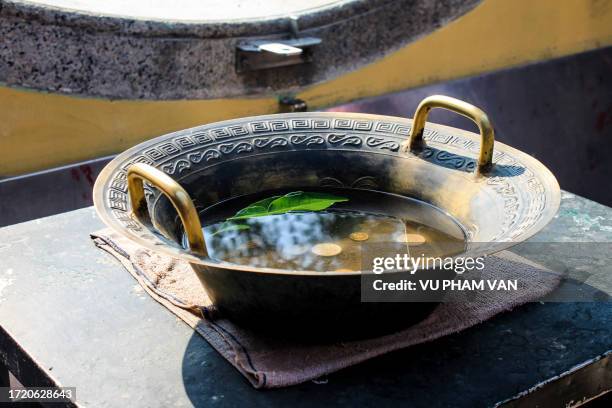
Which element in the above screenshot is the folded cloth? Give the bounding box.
[91,229,561,389]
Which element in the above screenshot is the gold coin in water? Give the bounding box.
[394,233,426,245]
[311,243,342,257]
[349,231,369,242]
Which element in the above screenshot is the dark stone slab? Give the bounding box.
[0,0,479,99]
[0,191,610,407]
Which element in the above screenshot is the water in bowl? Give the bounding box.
[190,188,466,272]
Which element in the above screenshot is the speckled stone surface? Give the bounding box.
[0,0,480,99]
[0,191,610,406]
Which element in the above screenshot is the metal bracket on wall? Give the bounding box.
[236,37,321,72]
[236,15,321,72]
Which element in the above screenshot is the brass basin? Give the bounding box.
[93,96,560,337]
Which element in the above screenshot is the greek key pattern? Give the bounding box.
[103,117,547,241]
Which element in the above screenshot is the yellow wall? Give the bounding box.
[1,0,612,176]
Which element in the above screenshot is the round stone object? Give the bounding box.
[0,0,480,99]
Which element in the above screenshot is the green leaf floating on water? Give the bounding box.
[209,191,348,237]
[230,195,282,220]
[228,191,349,221]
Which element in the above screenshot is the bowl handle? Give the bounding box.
[403,95,494,174]
[127,163,207,256]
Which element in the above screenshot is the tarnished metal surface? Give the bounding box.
[127,163,207,257]
[405,95,495,174]
[93,109,560,265]
[90,99,560,330]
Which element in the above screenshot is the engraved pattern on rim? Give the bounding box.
[102,117,548,243]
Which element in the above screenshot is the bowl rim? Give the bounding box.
[93,111,561,276]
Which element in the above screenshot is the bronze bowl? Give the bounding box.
[93,96,560,339]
